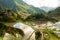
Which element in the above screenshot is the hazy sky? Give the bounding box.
[23,0,60,8]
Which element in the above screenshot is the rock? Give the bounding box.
[13,23,35,40]
[3,33,11,40]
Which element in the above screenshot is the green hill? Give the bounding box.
[48,7,60,21]
[0,0,58,22]
[0,0,45,13]
[0,0,46,21]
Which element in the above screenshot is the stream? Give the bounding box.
[13,21,60,30]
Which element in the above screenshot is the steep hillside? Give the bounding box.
[0,0,17,11]
[0,6,17,22]
[0,0,46,21]
[48,7,60,20]
[0,0,58,22]
[41,7,55,12]
[0,0,45,13]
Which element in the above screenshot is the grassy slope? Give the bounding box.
[44,29,60,40]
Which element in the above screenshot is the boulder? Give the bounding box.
[13,23,35,40]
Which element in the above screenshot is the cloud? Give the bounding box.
[23,0,59,8]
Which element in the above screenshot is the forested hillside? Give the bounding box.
[48,7,60,21]
[0,0,58,22]
[0,0,60,40]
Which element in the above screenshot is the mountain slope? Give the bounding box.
[0,0,46,20]
[48,7,60,20]
[0,0,17,11]
[0,7,17,22]
[0,0,45,13]
[0,0,58,22]
[41,7,55,12]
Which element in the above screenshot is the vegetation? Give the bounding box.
[0,0,59,22]
[30,26,60,40]
[0,22,60,40]
[0,0,60,40]
[0,23,24,40]
[0,6,17,22]
[48,7,60,21]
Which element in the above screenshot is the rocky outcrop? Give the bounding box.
[13,23,35,40]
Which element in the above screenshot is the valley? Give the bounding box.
[0,0,60,40]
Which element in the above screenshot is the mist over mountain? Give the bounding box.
[40,7,55,12]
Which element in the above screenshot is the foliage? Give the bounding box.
[0,23,24,38]
[0,7,17,22]
[25,13,58,22]
[0,0,58,22]
[0,0,60,40]
[30,25,60,40]
[48,7,60,20]
[8,35,20,40]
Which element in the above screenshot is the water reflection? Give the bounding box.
[55,21,60,30]
[13,21,60,30]
[13,23,24,28]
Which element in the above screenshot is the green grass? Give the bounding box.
[0,37,3,40]
[43,28,60,40]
